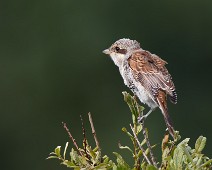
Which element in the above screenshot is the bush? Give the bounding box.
[47,92,212,170]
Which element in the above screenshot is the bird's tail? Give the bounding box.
[157,91,175,139]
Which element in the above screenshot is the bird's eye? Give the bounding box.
[115,47,120,51]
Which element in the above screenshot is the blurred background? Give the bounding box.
[0,0,212,169]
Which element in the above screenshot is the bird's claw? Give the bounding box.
[138,115,147,123]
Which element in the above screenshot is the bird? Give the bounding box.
[103,38,177,139]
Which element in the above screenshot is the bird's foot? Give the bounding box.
[138,115,147,123]
[133,95,137,101]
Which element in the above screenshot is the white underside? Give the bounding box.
[110,53,157,109]
[122,66,158,109]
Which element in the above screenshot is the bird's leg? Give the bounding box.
[138,108,155,123]
[133,94,137,101]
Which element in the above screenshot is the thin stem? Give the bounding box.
[88,112,101,155]
[140,117,158,168]
[80,115,90,160]
[130,123,152,165]
[132,122,139,168]
[62,122,83,156]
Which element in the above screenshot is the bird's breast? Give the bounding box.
[120,63,158,109]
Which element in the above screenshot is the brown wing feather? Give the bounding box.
[128,50,177,104]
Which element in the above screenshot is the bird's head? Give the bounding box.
[103,38,141,67]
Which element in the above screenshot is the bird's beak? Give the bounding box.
[102,49,110,55]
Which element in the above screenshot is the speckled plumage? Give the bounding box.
[103,38,177,139]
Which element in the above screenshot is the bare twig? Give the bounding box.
[129,123,152,165]
[62,122,83,156]
[88,112,101,154]
[140,118,158,168]
[80,115,90,159]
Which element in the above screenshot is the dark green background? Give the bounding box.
[1,1,212,169]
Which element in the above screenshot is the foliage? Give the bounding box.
[47,143,114,169]
[161,136,212,170]
[47,91,211,169]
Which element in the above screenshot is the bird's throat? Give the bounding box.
[110,53,125,67]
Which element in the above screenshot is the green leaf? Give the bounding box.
[137,150,143,158]
[73,167,81,170]
[121,127,133,139]
[87,145,96,159]
[121,127,127,133]
[55,146,61,157]
[162,147,170,161]
[136,124,143,134]
[195,136,206,153]
[95,150,102,164]
[46,156,59,159]
[195,155,203,166]
[178,138,190,146]
[173,146,184,170]
[122,91,139,118]
[62,160,77,168]
[112,164,117,170]
[146,164,158,170]
[113,152,130,169]
[70,148,80,164]
[118,144,134,155]
[141,162,146,169]
[180,145,194,166]
[93,146,98,152]
[63,142,69,159]
[103,155,110,163]
[140,138,146,147]
[93,163,110,169]
[199,159,212,168]
[145,148,150,156]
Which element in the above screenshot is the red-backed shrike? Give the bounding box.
[103,38,177,139]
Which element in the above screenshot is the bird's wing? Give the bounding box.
[127,50,177,104]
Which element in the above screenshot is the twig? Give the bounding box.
[130,123,152,165]
[62,122,83,156]
[88,112,101,154]
[140,118,158,168]
[80,115,90,159]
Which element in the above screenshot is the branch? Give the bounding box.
[140,118,158,168]
[80,115,90,160]
[88,112,101,154]
[62,122,83,156]
[129,123,152,165]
